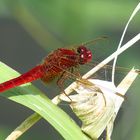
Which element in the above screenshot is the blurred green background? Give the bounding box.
[0,0,140,140]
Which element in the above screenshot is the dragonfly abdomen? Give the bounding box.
[0,65,44,93]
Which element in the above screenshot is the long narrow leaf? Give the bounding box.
[0,62,89,140]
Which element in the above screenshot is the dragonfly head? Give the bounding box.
[77,46,92,65]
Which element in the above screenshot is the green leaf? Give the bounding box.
[0,62,89,140]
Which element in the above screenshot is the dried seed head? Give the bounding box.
[60,79,117,139]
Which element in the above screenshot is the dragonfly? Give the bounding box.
[0,44,92,93]
[0,37,137,94]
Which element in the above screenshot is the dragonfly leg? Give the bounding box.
[71,66,81,78]
[57,71,72,101]
[115,92,127,100]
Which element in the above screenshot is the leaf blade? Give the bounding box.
[0,62,89,140]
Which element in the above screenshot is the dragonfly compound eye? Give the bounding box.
[77,46,92,64]
[77,46,86,53]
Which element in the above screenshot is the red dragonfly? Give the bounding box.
[0,45,92,93]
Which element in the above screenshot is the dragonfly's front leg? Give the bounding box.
[57,70,73,101]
